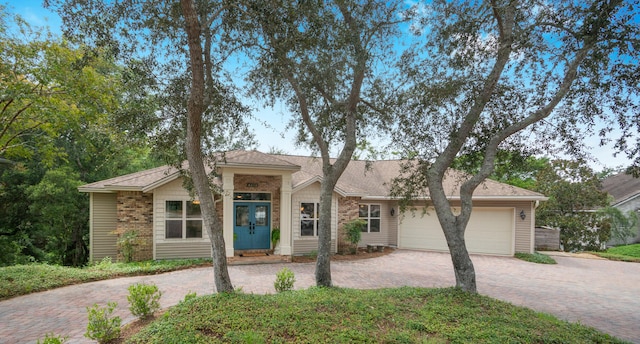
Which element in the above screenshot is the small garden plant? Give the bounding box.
[37,333,67,344]
[85,302,121,343]
[274,267,295,292]
[127,282,162,318]
[344,219,366,254]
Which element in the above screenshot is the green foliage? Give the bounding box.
[535,160,612,251]
[343,219,366,254]
[0,259,209,300]
[514,252,557,264]
[593,244,640,262]
[36,333,68,344]
[129,287,624,343]
[453,150,549,190]
[127,283,162,318]
[85,302,121,343]
[117,230,139,263]
[274,267,296,293]
[181,291,197,304]
[597,207,639,245]
[606,244,640,258]
[27,167,88,266]
[270,227,280,247]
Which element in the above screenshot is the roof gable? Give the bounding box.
[602,172,640,205]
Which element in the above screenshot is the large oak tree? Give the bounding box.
[392,0,639,292]
[231,0,403,286]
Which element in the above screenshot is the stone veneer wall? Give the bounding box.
[337,196,361,253]
[233,175,282,230]
[116,191,153,262]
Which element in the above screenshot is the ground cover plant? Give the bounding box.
[592,243,640,262]
[127,287,624,344]
[514,252,557,264]
[0,258,210,300]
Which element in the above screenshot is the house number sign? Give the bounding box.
[246,183,259,187]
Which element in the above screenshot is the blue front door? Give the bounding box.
[234,202,271,250]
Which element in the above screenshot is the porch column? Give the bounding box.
[223,172,235,257]
[280,173,293,255]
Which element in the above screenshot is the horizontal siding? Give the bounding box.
[291,183,338,254]
[450,200,533,253]
[359,201,397,247]
[293,240,336,255]
[156,242,212,259]
[91,193,118,261]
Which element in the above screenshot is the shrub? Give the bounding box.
[271,227,281,247]
[37,333,67,344]
[274,267,295,292]
[343,219,366,254]
[127,283,162,318]
[85,302,121,343]
[117,230,139,263]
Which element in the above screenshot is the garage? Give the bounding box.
[399,207,515,255]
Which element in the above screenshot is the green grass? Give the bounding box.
[0,258,211,300]
[514,252,557,264]
[128,287,625,344]
[592,243,640,262]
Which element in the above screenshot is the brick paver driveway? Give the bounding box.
[1,250,639,343]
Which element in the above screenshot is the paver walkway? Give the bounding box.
[1,250,639,343]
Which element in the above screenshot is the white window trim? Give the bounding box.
[165,200,203,239]
[359,203,381,233]
[300,201,320,238]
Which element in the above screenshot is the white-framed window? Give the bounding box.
[359,204,381,233]
[165,200,203,239]
[300,202,319,237]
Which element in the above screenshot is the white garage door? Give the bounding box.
[399,207,514,255]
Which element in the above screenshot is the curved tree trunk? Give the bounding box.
[181,0,233,293]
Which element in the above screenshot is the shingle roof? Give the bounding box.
[79,150,546,200]
[602,172,640,205]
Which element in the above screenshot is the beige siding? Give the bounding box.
[397,200,535,255]
[474,200,533,253]
[359,201,398,247]
[156,242,212,259]
[293,240,336,256]
[291,183,338,254]
[153,178,211,259]
[91,193,118,262]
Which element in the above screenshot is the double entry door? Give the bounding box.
[234,202,270,250]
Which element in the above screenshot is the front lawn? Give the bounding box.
[592,243,640,262]
[128,287,624,344]
[0,258,211,300]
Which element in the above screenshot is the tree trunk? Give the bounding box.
[181,0,233,293]
[442,221,477,292]
[315,182,334,287]
[428,168,478,293]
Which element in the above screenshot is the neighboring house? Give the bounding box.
[78,150,547,263]
[602,172,640,245]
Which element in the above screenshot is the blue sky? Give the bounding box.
[2,0,633,171]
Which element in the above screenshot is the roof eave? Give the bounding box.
[141,171,181,193]
[221,163,301,171]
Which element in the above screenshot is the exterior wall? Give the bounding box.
[291,182,338,255]
[90,193,118,262]
[610,198,640,245]
[359,201,398,247]
[442,200,534,254]
[233,174,282,231]
[153,178,212,260]
[116,191,154,261]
